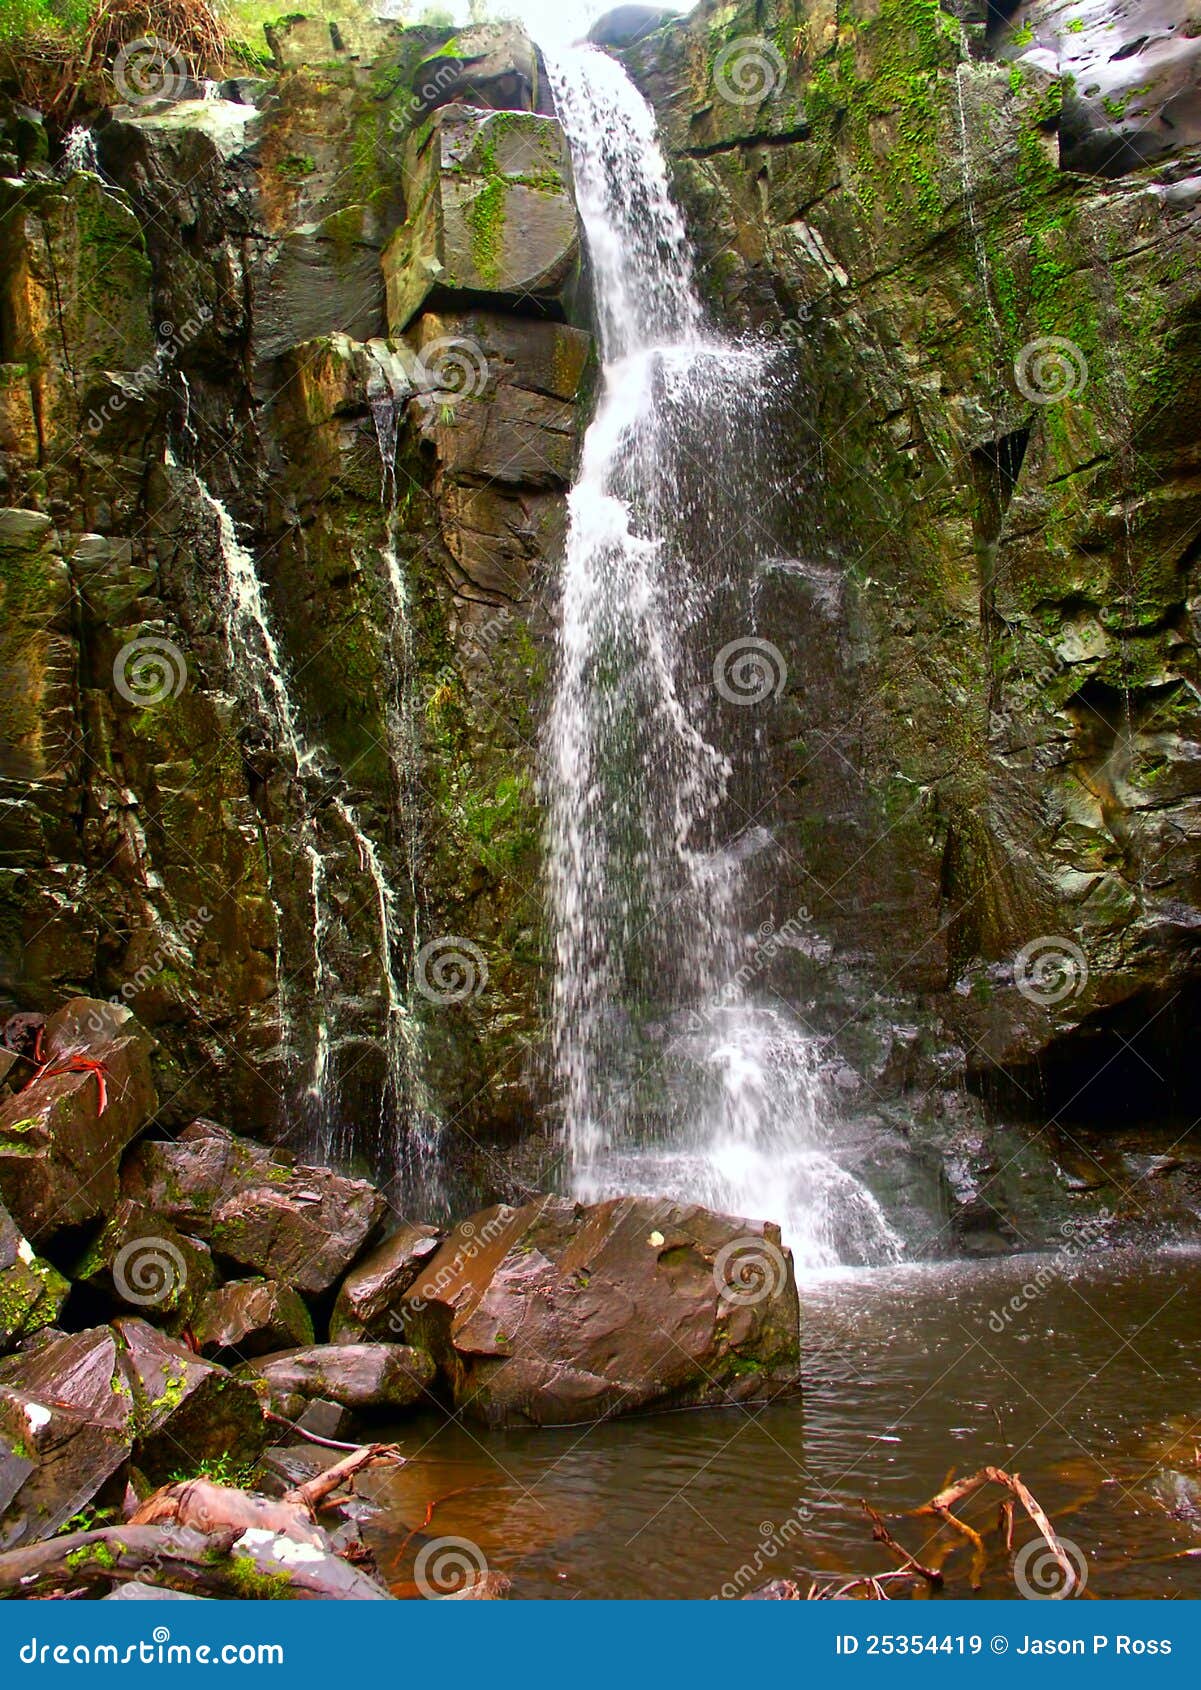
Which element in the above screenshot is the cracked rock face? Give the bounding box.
[613,0,1201,1115]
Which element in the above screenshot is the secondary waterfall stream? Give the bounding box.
[544,46,899,1269]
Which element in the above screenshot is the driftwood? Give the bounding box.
[860,1500,943,1587]
[130,1478,323,1544]
[915,1464,1078,1593]
[0,1523,390,1600]
[283,1442,403,1513]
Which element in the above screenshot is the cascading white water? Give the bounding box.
[189,468,421,1172]
[544,46,901,1270]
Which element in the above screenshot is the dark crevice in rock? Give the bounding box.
[680,126,814,158]
[987,979,1201,1125]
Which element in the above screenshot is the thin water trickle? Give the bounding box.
[190,467,426,1171]
[543,47,898,1268]
[58,126,98,175]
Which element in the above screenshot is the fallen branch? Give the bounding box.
[283,1442,403,1513]
[860,1500,943,1587]
[0,1523,389,1600]
[130,1478,321,1544]
[915,1464,1077,1595]
[265,1409,366,1452]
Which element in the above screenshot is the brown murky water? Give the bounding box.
[363,1248,1201,1599]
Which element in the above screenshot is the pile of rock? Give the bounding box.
[0,1000,802,1593]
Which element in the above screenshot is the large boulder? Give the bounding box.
[399,1196,802,1427]
[0,1200,68,1353]
[192,1278,314,1358]
[383,106,581,331]
[0,999,155,1242]
[243,1343,436,1412]
[72,1199,213,1322]
[121,1120,385,1293]
[0,1319,264,1545]
[404,309,591,600]
[411,23,540,117]
[330,1222,442,1342]
[998,1,1201,176]
[587,6,680,48]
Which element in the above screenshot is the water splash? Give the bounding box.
[543,45,900,1269]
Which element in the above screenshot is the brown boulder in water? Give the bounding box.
[399,1194,802,1427]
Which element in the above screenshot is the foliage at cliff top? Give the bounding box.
[1,0,230,116]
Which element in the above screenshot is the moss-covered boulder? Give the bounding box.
[191,1277,314,1359]
[330,1221,442,1342]
[0,1319,264,1545]
[242,1341,436,1413]
[0,999,156,1241]
[0,1200,68,1354]
[122,1120,385,1292]
[384,106,581,330]
[72,1199,213,1323]
[411,21,540,117]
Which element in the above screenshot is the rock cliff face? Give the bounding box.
[611,0,1201,1133]
[0,20,590,1192]
[3,3,1201,1225]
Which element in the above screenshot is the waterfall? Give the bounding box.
[367,354,445,1201]
[189,468,425,1177]
[543,46,901,1269]
[58,126,98,175]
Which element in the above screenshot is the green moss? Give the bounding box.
[228,1555,296,1599]
[802,0,958,233]
[276,153,317,180]
[65,1541,117,1571]
[464,176,507,285]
